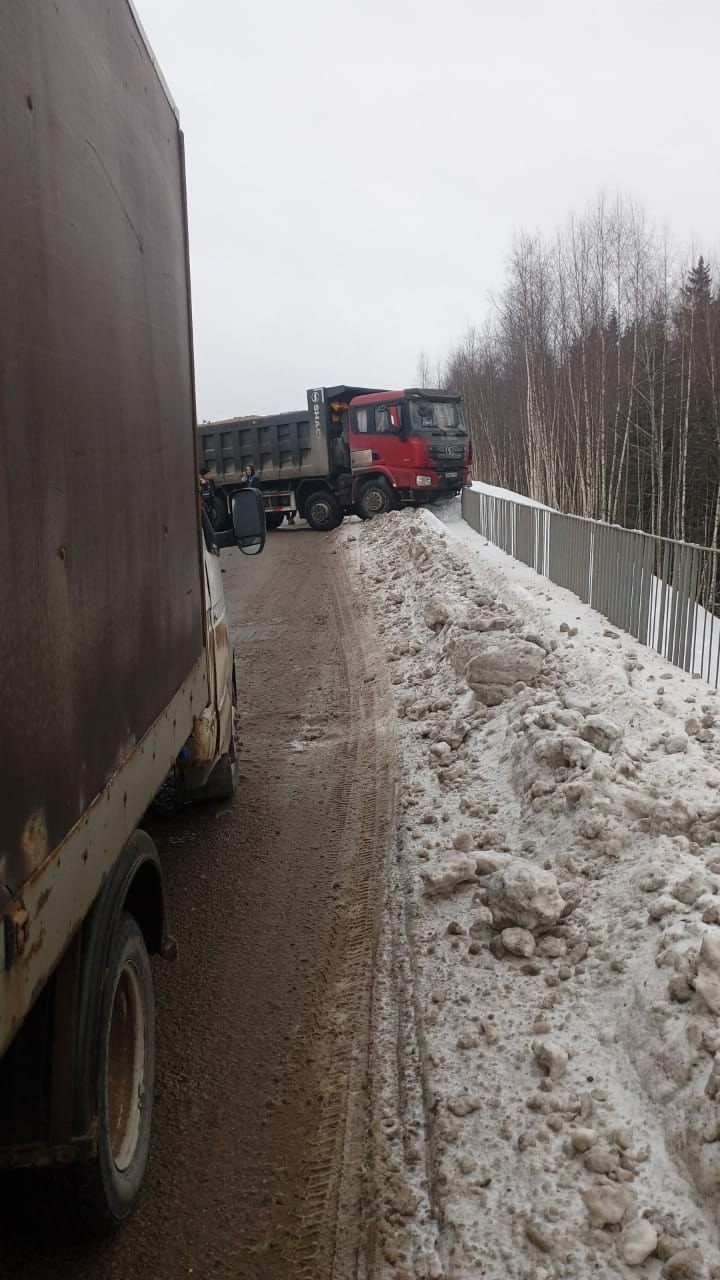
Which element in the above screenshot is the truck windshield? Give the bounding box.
[408,400,466,434]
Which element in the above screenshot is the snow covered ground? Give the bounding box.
[341,500,720,1280]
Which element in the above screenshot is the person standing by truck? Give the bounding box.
[199,465,226,529]
[239,464,260,489]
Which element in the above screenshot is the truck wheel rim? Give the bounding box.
[365,489,386,514]
[106,960,146,1172]
[312,500,332,524]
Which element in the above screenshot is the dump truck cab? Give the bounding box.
[346,387,469,515]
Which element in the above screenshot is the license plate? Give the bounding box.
[445,472,458,479]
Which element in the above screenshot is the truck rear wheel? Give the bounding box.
[304,490,342,532]
[357,478,396,518]
[70,911,155,1234]
[265,512,284,531]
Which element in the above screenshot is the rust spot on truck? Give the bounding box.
[21,812,48,864]
[183,707,218,766]
[4,900,30,970]
[25,929,46,965]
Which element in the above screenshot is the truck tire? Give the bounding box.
[70,911,155,1234]
[265,512,284,531]
[357,478,396,518]
[304,490,342,532]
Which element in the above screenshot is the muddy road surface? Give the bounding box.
[2,525,393,1280]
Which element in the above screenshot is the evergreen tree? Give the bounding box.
[682,256,712,308]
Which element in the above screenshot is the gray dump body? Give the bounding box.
[198,405,331,485]
[197,386,384,489]
[0,1,205,1051]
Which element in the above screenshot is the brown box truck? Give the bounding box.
[0,0,264,1234]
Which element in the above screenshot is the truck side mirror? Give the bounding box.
[231,488,266,555]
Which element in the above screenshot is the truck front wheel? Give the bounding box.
[357,478,396,518]
[304,490,342,532]
[72,911,155,1233]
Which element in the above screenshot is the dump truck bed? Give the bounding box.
[198,408,330,484]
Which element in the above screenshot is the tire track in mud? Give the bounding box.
[343,536,443,1280]
[279,551,395,1280]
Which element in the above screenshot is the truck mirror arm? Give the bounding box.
[212,529,236,550]
[208,527,264,555]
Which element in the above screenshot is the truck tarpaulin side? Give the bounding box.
[0,2,204,1039]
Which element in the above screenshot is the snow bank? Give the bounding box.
[342,505,720,1280]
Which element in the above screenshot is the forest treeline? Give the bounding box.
[429,197,720,548]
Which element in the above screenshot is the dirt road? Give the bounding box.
[2,525,394,1280]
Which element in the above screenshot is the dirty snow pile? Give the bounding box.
[342,504,720,1280]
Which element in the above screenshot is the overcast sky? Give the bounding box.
[137,0,720,420]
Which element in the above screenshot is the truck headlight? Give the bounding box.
[416,475,432,487]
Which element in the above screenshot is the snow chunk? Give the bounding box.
[485,858,565,930]
[570,1128,597,1152]
[649,895,682,921]
[661,1248,706,1279]
[532,1039,569,1080]
[447,1094,481,1117]
[619,1219,658,1266]
[581,1184,636,1227]
[671,871,708,905]
[475,850,513,875]
[581,713,624,753]
[634,865,667,893]
[423,596,450,632]
[455,634,546,704]
[695,932,720,1014]
[700,932,720,970]
[421,854,477,897]
[500,927,536,957]
[452,831,474,853]
[665,734,689,755]
[563,736,595,770]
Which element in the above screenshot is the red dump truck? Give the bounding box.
[0,0,265,1235]
[198,384,471,530]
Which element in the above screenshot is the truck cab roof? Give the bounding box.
[349,388,461,407]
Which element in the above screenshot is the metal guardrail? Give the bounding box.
[462,487,720,688]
